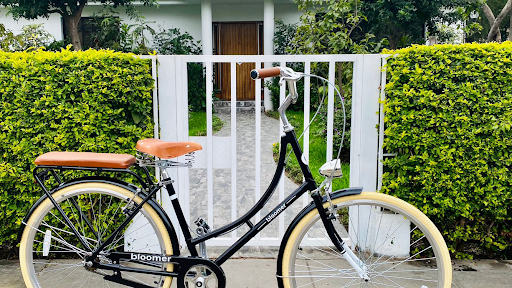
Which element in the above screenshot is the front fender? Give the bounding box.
[276,187,362,282]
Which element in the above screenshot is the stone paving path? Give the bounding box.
[188,112,304,241]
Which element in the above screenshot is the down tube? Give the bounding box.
[215,182,312,265]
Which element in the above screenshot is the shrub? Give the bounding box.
[0,24,21,51]
[0,23,55,52]
[382,43,512,259]
[153,28,206,112]
[14,24,55,51]
[0,49,154,250]
[153,28,201,55]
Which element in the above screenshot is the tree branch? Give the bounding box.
[482,4,496,26]
[487,0,512,42]
[74,0,87,25]
[47,8,64,16]
[482,4,501,41]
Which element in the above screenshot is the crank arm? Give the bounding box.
[103,274,154,288]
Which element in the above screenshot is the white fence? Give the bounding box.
[143,54,388,247]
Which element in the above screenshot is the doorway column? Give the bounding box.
[263,0,274,111]
[201,0,213,55]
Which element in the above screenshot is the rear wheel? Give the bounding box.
[278,192,451,288]
[19,182,176,288]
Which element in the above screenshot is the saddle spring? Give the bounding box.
[136,151,196,168]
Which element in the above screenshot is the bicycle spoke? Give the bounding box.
[67,199,95,251]
[369,224,419,269]
[103,213,146,252]
[21,187,170,288]
[24,222,88,255]
[281,194,449,288]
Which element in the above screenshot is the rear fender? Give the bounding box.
[18,176,180,256]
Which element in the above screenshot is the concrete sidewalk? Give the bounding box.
[2,258,512,288]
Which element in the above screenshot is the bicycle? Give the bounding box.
[19,66,452,288]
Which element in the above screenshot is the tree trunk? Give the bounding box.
[388,34,399,50]
[482,4,502,42]
[485,0,512,42]
[64,15,82,51]
[509,8,512,41]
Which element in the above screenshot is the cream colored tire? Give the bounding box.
[278,192,452,288]
[19,183,175,288]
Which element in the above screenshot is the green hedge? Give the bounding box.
[0,49,154,250]
[382,43,512,259]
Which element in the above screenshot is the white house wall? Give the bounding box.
[212,3,300,23]
[213,4,263,22]
[275,3,301,25]
[1,3,300,47]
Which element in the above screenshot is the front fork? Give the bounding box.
[310,191,370,281]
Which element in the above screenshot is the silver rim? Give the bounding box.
[21,186,169,288]
[284,198,447,288]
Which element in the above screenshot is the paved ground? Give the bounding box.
[188,112,303,238]
[3,258,512,287]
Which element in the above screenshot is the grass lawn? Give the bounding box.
[189,112,224,136]
[267,110,350,191]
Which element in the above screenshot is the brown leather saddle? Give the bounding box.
[34,138,202,169]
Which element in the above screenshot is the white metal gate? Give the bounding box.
[143,54,387,247]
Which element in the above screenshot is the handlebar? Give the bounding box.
[250,67,282,79]
[250,66,303,132]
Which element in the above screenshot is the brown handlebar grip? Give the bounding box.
[250,67,281,80]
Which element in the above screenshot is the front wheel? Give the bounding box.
[278,192,451,288]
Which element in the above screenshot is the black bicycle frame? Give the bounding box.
[183,129,319,265]
[32,128,344,281]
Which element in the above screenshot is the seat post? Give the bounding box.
[161,169,199,256]
[161,170,176,197]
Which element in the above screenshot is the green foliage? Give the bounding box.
[0,49,154,248]
[186,63,207,112]
[293,0,383,54]
[152,28,206,112]
[89,12,124,50]
[273,19,298,55]
[119,16,156,55]
[432,23,462,44]
[188,112,224,137]
[271,8,365,159]
[0,0,158,50]
[0,0,158,20]
[154,28,201,55]
[87,7,156,54]
[13,24,55,51]
[362,0,481,48]
[0,24,21,51]
[382,43,512,259]
[0,23,58,52]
